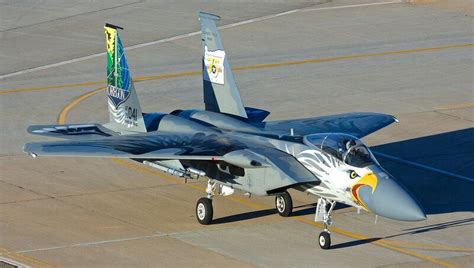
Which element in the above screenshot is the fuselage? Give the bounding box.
[137,108,425,222]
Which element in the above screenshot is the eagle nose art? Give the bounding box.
[351,169,426,221]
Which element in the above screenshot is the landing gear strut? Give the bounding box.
[275,191,293,217]
[195,180,217,225]
[316,198,336,249]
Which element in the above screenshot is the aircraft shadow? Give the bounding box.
[372,127,474,215]
[385,217,474,239]
[212,209,276,224]
[331,218,474,249]
[212,204,317,225]
[331,238,381,250]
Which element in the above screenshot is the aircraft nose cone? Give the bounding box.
[359,168,426,221]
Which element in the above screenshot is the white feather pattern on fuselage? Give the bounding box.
[286,146,362,206]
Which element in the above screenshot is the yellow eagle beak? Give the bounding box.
[351,172,378,211]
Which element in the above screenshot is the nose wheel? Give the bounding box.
[318,231,331,249]
[275,191,293,217]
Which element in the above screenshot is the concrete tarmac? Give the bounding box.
[1,0,473,267]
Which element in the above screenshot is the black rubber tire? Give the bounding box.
[275,191,293,217]
[319,231,331,249]
[196,198,213,225]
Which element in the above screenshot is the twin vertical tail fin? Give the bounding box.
[199,12,247,118]
[104,23,146,133]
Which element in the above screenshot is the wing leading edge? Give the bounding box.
[265,112,397,138]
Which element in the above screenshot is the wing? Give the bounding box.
[27,124,117,140]
[265,112,397,138]
[24,132,243,160]
[24,131,319,193]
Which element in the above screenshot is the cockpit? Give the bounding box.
[303,133,377,168]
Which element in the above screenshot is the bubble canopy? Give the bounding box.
[303,133,377,168]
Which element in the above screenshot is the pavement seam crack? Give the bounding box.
[0,0,144,33]
[56,197,157,232]
[0,180,53,200]
[13,221,279,254]
[434,110,474,123]
[0,181,200,205]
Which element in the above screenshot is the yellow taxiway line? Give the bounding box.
[2,43,473,95]
[57,86,106,124]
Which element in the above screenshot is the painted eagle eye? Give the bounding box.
[349,170,358,179]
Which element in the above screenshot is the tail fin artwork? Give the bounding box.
[198,12,247,118]
[104,23,147,133]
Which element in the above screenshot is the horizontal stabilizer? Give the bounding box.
[27,124,116,140]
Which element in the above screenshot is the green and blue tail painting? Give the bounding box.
[104,23,146,133]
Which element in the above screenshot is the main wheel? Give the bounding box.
[275,191,293,217]
[318,231,331,249]
[196,198,213,225]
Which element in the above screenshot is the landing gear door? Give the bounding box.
[315,198,328,222]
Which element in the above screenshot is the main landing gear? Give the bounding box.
[196,197,213,224]
[196,182,296,224]
[316,198,336,249]
[196,180,217,225]
[195,183,336,250]
[275,191,293,217]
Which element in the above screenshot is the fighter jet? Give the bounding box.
[24,12,426,249]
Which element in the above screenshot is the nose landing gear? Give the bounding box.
[315,198,336,249]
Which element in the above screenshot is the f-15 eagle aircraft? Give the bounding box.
[24,12,426,249]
